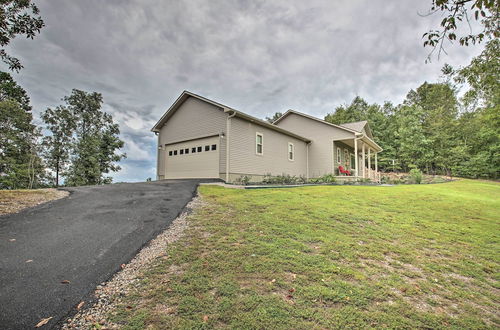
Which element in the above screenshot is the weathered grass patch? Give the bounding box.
[109,179,500,329]
[0,188,68,215]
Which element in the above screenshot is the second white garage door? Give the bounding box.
[165,136,219,179]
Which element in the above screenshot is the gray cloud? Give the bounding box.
[3,0,484,181]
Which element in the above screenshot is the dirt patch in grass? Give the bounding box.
[0,188,68,216]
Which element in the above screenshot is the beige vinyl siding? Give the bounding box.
[276,113,355,177]
[228,117,307,177]
[157,96,227,178]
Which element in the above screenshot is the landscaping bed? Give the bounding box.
[98,179,499,329]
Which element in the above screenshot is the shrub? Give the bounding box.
[310,173,336,184]
[297,175,308,184]
[262,173,299,185]
[319,173,336,183]
[234,175,251,185]
[409,168,423,184]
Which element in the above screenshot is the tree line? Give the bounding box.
[0,72,125,189]
[326,40,499,178]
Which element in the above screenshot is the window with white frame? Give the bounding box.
[288,143,294,161]
[337,147,341,163]
[256,133,263,155]
[344,149,349,166]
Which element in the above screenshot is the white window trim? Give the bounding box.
[288,142,295,161]
[344,149,349,166]
[256,132,263,155]
[350,153,355,170]
[337,147,341,163]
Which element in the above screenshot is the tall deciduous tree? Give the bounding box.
[62,89,125,186]
[404,82,459,174]
[41,106,75,187]
[0,0,44,71]
[0,99,42,188]
[448,39,500,178]
[0,71,43,189]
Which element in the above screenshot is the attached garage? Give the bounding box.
[164,136,219,179]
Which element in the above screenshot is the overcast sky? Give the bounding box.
[4,0,484,182]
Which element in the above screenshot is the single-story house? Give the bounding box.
[151,91,382,183]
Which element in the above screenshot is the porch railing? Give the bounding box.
[365,167,381,182]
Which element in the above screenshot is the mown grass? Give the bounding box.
[109,179,499,329]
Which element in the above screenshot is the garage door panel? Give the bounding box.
[165,136,219,179]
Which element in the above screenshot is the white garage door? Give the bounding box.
[165,136,219,179]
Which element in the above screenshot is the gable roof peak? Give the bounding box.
[273,109,358,134]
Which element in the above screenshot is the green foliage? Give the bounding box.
[0,72,44,189]
[265,112,283,124]
[0,71,31,111]
[263,173,299,185]
[234,175,251,185]
[422,0,499,59]
[41,106,75,187]
[45,89,126,187]
[409,168,423,184]
[0,99,44,189]
[0,0,44,71]
[317,173,337,183]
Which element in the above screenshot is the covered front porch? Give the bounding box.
[333,134,383,182]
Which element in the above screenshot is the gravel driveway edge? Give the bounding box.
[62,195,203,329]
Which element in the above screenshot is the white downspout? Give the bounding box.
[226,111,236,183]
[155,131,160,180]
[306,142,310,180]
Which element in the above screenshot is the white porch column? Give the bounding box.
[354,138,358,177]
[362,143,365,179]
[375,152,378,172]
[368,147,371,179]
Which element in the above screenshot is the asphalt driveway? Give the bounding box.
[0,180,201,329]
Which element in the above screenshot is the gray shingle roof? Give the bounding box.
[339,120,367,132]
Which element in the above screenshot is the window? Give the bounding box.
[169,151,173,156]
[205,145,210,151]
[197,146,202,152]
[185,148,189,154]
[350,153,356,169]
[337,147,341,163]
[211,144,217,151]
[256,133,263,155]
[288,143,294,161]
[173,150,177,155]
[192,147,196,153]
[344,149,349,166]
[180,149,184,155]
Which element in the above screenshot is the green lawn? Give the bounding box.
[110,180,499,329]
